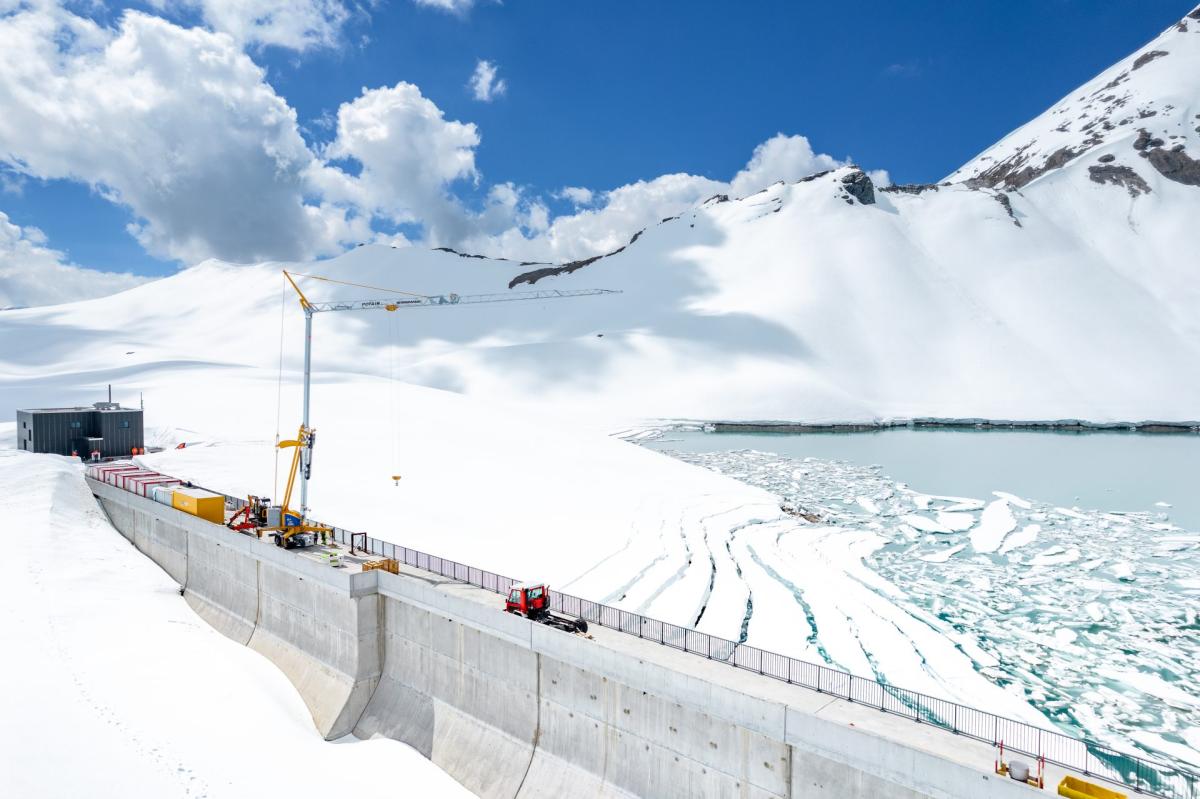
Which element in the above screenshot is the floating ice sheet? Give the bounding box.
[652,446,1200,769]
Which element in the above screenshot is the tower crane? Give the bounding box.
[267,269,619,547]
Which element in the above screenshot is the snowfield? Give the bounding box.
[0,450,472,799]
[1,3,1199,786]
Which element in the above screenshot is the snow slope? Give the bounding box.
[0,450,472,799]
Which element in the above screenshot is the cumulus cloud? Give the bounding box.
[468,59,507,102]
[727,134,842,197]
[412,0,475,14]
[557,186,595,206]
[160,0,352,50]
[0,5,365,264]
[461,134,853,263]
[0,212,146,308]
[0,1,876,292]
[463,173,723,262]
[321,82,482,244]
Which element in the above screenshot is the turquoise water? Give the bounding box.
[647,428,1200,531]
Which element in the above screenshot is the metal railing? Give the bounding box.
[217,494,1197,798]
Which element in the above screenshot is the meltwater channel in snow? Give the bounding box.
[644,428,1200,769]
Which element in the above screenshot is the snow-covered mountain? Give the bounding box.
[2,3,1200,774]
[950,6,1200,191]
[4,9,1200,425]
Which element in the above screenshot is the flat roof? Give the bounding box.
[20,406,141,414]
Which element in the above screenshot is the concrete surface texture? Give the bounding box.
[91,477,1074,799]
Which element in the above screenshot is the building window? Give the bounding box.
[70,421,82,429]
[120,420,130,429]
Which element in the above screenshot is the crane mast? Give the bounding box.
[280,269,617,532]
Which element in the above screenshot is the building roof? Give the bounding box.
[20,405,141,414]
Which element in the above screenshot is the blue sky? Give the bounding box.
[0,0,1193,287]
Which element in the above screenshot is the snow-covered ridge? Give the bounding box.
[949,5,1200,190]
[3,145,1199,425]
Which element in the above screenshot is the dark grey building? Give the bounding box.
[16,402,144,459]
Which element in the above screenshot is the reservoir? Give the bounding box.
[646,428,1200,531]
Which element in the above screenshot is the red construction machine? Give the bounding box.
[505,583,589,634]
[227,495,271,534]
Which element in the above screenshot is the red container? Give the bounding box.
[117,470,157,491]
[89,462,136,481]
[100,466,140,485]
[130,476,179,497]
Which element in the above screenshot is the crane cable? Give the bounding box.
[286,270,430,299]
[389,310,400,479]
[273,283,286,501]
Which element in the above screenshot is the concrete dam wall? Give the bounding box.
[90,477,1055,799]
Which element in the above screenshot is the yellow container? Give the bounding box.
[172,487,225,524]
[1058,776,1126,799]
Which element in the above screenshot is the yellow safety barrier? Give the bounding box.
[1058,776,1127,799]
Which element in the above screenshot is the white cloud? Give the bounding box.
[0,3,874,288]
[412,0,475,14]
[321,82,482,244]
[464,172,723,262]
[728,133,843,197]
[0,6,366,264]
[468,59,507,102]
[166,0,352,51]
[557,186,594,206]
[0,212,147,308]
[461,134,854,263]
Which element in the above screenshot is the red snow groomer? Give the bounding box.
[505,583,589,634]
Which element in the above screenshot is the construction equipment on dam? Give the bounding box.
[506,582,590,634]
[278,269,618,546]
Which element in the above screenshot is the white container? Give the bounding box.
[150,485,177,506]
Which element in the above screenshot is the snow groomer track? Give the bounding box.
[90,475,1198,799]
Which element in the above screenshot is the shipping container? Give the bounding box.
[97,460,138,479]
[129,475,178,497]
[172,487,225,524]
[138,478,179,498]
[104,467,142,487]
[150,485,177,506]
[125,474,159,493]
[89,462,136,481]
[118,470,158,491]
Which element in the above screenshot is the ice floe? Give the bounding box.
[653,445,1200,770]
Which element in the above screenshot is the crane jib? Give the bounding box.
[282,267,619,525]
[305,287,619,314]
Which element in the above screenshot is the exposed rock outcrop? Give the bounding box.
[840,170,876,205]
[1131,50,1169,70]
[880,183,946,195]
[1088,164,1152,196]
[992,192,1022,226]
[968,145,1086,190]
[1143,147,1200,186]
